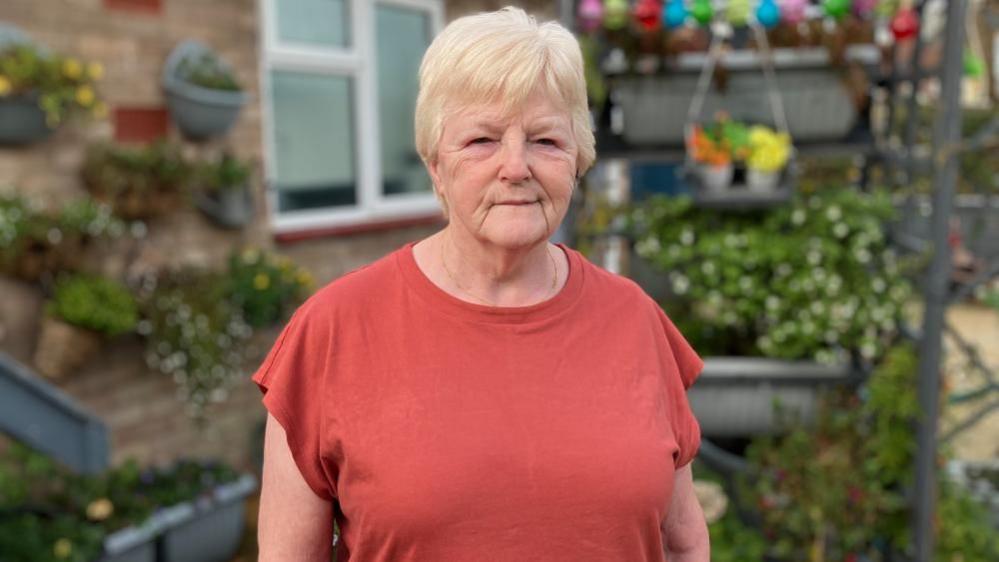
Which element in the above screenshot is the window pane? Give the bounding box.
[276,0,350,48]
[270,71,357,212]
[376,4,432,197]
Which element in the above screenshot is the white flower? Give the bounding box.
[833,222,849,238]
[807,250,822,265]
[47,228,63,244]
[739,277,753,291]
[671,275,690,295]
[872,277,886,293]
[826,205,842,221]
[855,248,872,264]
[791,209,806,226]
[680,229,695,246]
[701,261,716,276]
[766,296,781,311]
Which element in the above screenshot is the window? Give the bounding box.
[261,0,444,233]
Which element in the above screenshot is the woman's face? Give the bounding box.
[428,90,579,251]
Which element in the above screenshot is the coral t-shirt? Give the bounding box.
[252,242,703,561]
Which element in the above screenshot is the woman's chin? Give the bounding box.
[479,220,551,250]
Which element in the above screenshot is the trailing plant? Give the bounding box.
[175,51,240,91]
[46,275,138,336]
[225,248,314,328]
[195,152,251,194]
[81,141,192,220]
[0,193,123,281]
[137,269,252,417]
[0,43,106,126]
[627,187,916,362]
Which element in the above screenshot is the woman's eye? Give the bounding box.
[469,137,493,145]
[534,138,558,146]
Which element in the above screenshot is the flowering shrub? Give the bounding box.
[0,43,106,126]
[46,275,138,337]
[742,344,999,561]
[0,193,123,281]
[629,187,916,362]
[137,270,252,417]
[226,248,314,327]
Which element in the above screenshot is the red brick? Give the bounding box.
[113,107,169,143]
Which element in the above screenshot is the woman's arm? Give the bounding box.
[662,463,710,561]
[258,413,334,562]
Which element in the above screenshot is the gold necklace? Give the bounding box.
[439,233,558,307]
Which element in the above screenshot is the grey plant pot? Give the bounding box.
[194,187,254,229]
[688,357,854,437]
[97,521,159,562]
[0,94,56,146]
[162,41,248,141]
[158,474,257,562]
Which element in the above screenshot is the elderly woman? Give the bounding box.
[254,7,708,561]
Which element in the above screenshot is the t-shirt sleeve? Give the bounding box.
[252,302,336,501]
[655,305,704,469]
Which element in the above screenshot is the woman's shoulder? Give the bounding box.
[569,247,655,308]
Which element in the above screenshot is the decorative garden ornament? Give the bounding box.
[781,0,808,24]
[852,0,878,19]
[664,0,689,29]
[890,4,919,41]
[577,0,605,33]
[691,0,714,26]
[634,0,663,31]
[726,0,752,26]
[822,0,850,20]
[756,0,781,28]
[604,0,631,30]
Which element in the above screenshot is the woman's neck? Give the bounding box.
[414,228,565,307]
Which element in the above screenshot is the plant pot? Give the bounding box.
[687,356,854,437]
[97,522,158,562]
[162,41,248,141]
[194,187,253,229]
[0,93,57,146]
[33,316,102,379]
[746,168,781,193]
[699,163,734,193]
[158,474,257,562]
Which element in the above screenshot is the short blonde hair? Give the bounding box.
[414,7,596,178]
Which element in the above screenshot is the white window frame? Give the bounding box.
[259,0,444,234]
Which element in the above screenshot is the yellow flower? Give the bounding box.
[296,270,314,288]
[62,58,83,80]
[0,76,11,97]
[86,497,114,521]
[75,86,95,107]
[53,538,73,559]
[241,248,259,263]
[253,273,271,291]
[86,61,104,81]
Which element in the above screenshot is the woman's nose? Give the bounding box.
[498,139,531,183]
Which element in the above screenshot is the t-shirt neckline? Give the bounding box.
[396,240,585,325]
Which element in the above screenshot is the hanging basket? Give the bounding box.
[683,23,798,207]
[0,93,57,146]
[161,41,248,141]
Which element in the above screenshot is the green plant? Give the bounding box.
[176,52,240,91]
[46,275,138,336]
[741,344,999,561]
[81,141,192,219]
[0,43,106,126]
[226,248,314,328]
[0,443,241,562]
[138,269,252,416]
[0,193,124,281]
[197,153,251,193]
[627,187,916,362]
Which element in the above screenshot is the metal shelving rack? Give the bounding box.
[560,1,998,560]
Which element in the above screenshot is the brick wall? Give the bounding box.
[0,0,568,474]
